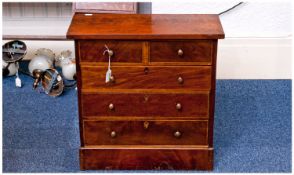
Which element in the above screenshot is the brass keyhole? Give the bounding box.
[144,67,149,74]
[144,95,149,102]
[144,121,149,129]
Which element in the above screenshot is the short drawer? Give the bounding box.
[150,40,213,64]
[83,120,208,145]
[78,40,143,63]
[82,92,209,118]
[80,66,211,90]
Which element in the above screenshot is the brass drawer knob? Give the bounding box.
[174,131,181,138]
[108,50,114,57]
[143,121,149,129]
[109,75,115,83]
[178,49,184,56]
[176,103,182,110]
[178,76,184,84]
[110,131,116,138]
[103,45,114,57]
[108,103,114,110]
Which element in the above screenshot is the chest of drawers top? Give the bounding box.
[67,13,224,40]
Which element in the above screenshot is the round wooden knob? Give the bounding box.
[178,76,184,84]
[109,103,114,110]
[178,49,183,56]
[176,103,182,110]
[110,131,116,138]
[174,131,181,138]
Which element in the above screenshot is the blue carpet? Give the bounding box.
[2,73,291,172]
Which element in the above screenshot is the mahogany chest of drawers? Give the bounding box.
[67,13,224,170]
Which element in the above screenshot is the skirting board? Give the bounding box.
[2,38,291,79]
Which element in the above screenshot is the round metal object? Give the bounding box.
[41,69,64,97]
[110,131,116,138]
[176,103,182,110]
[2,40,27,63]
[174,131,181,138]
[177,49,184,56]
[178,76,184,84]
[108,50,114,57]
[109,103,114,110]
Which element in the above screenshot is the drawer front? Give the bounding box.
[83,120,208,145]
[80,147,213,170]
[81,66,211,90]
[79,40,143,63]
[150,41,213,64]
[82,93,209,118]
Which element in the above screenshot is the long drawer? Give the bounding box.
[83,120,208,145]
[80,147,213,170]
[81,92,209,118]
[80,66,211,90]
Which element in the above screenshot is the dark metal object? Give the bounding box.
[32,69,44,89]
[32,69,64,97]
[2,40,27,63]
[2,62,11,76]
[41,69,64,97]
[174,131,181,138]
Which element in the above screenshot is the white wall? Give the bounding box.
[152,0,292,38]
[152,0,292,79]
[3,1,292,79]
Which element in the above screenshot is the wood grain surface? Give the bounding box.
[67,14,225,39]
[68,13,224,171]
[80,66,212,90]
[79,40,143,63]
[81,92,209,118]
[83,120,208,145]
[150,40,213,64]
[80,147,213,170]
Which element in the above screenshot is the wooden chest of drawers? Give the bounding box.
[67,13,224,170]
